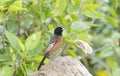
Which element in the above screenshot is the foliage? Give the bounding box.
[0,0,120,76]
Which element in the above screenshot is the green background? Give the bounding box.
[0,0,120,76]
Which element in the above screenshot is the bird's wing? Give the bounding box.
[45,36,57,53]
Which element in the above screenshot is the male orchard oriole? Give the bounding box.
[38,26,63,70]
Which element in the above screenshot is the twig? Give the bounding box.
[93,24,104,35]
[2,11,6,52]
[79,44,110,59]
[13,56,23,76]
[61,43,69,56]
[93,44,110,54]
[17,12,21,36]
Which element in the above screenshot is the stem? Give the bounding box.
[80,44,110,60]
[13,56,23,76]
[2,12,6,52]
[93,24,104,35]
[17,12,21,36]
[61,43,69,56]
[112,46,120,66]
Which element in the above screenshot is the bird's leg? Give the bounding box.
[49,50,60,60]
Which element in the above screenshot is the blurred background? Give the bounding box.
[0,0,120,76]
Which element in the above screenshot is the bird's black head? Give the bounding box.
[54,26,63,36]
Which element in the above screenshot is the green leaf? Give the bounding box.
[112,68,120,76]
[12,54,16,62]
[70,14,78,21]
[71,21,90,32]
[67,50,77,58]
[8,1,25,12]
[0,54,10,62]
[3,0,16,7]
[113,0,118,10]
[51,0,66,16]
[84,22,98,26]
[83,4,104,19]
[106,16,118,27]
[26,56,49,63]
[106,56,118,70]
[0,66,14,76]
[5,31,25,52]
[2,0,11,3]
[25,31,41,51]
[84,9,104,19]
[67,4,79,14]
[71,0,81,5]
[0,6,7,11]
[98,49,113,59]
[83,4,101,10]
[109,7,118,18]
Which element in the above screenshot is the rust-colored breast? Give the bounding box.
[46,36,62,57]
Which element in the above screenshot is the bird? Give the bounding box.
[38,26,63,70]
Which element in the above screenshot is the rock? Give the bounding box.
[29,56,92,76]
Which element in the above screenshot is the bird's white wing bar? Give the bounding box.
[45,41,56,53]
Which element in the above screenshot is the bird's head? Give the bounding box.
[54,26,63,36]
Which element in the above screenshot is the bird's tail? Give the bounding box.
[38,55,46,70]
